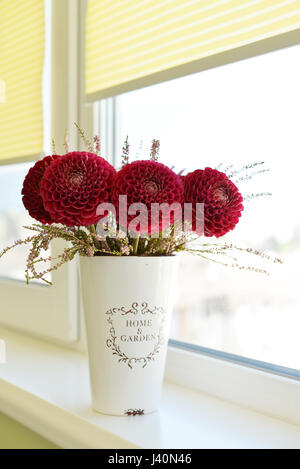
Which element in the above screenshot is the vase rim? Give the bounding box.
[79,254,179,259]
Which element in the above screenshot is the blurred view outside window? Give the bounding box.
[0,162,50,284]
[110,44,300,370]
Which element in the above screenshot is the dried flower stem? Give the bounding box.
[64,129,70,153]
[227,161,266,179]
[244,192,272,201]
[51,137,57,155]
[121,136,130,166]
[74,122,94,152]
[187,250,269,275]
[150,139,160,161]
[234,168,270,183]
[94,135,101,155]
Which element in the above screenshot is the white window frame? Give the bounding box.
[166,344,300,426]
[0,0,81,343]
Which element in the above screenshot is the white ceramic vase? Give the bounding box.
[80,255,179,416]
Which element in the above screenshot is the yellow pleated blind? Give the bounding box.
[86,0,300,98]
[0,80,5,103]
[0,0,44,162]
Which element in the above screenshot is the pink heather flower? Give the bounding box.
[150,139,160,161]
[121,136,130,166]
[94,135,101,154]
[121,245,130,255]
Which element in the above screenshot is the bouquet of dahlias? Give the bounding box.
[0,125,281,284]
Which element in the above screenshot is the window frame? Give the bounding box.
[80,0,300,385]
[169,340,300,380]
[166,343,300,426]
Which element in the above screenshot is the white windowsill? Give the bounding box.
[0,327,299,449]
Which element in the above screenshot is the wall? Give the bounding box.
[0,412,59,449]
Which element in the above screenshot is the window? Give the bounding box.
[0,162,51,283]
[1,1,299,371]
[0,1,79,343]
[97,43,300,372]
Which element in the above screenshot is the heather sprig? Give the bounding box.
[233,168,270,184]
[150,139,160,161]
[216,161,272,202]
[74,122,94,153]
[186,240,282,276]
[121,136,130,166]
[218,161,271,183]
[225,161,267,179]
[243,192,272,201]
[94,135,101,155]
[64,129,70,153]
[51,137,57,155]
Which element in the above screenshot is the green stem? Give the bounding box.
[133,235,140,255]
[139,237,146,255]
[88,224,96,234]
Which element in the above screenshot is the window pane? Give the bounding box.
[0,162,51,283]
[109,44,300,371]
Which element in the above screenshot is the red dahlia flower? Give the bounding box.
[40,152,116,227]
[22,154,61,224]
[184,167,243,237]
[112,160,183,234]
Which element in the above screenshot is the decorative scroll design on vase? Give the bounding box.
[112,302,139,315]
[106,302,166,369]
[125,408,145,416]
[141,302,164,315]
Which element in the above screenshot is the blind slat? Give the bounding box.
[86,0,300,97]
[0,80,5,103]
[0,0,44,162]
